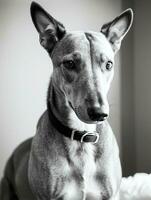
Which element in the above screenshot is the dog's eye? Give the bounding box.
[106,61,113,71]
[63,60,75,70]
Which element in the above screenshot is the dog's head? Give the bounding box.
[31,2,133,124]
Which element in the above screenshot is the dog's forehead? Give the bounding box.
[58,31,90,54]
[57,31,114,59]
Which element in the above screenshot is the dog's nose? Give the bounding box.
[87,107,108,121]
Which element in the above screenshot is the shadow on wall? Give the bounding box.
[121,0,136,176]
[121,0,151,176]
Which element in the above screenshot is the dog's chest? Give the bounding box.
[61,142,101,200]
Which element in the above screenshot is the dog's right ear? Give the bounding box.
[30,2,66,53]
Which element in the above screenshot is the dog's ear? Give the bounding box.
[30,2,66,53]
[101,9,133,52]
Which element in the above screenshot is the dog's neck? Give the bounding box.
[47,80,96,133]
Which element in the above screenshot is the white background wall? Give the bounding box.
[0,0,122,178]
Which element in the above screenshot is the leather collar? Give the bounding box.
[47,104,99,144]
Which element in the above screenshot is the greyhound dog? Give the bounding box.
[0,2,133,200]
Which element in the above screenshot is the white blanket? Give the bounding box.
[120,173,151,200]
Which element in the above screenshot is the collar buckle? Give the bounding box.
[80,131,99,144]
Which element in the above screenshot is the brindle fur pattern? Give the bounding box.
[0,2,133,200]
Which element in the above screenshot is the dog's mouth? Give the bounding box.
[68,101,108,124]
[68,101,74,110]
[68,101,88,123]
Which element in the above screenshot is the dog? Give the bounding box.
[0,2,133,200]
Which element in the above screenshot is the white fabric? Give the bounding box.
[120,173,151,200]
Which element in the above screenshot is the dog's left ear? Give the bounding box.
[101,9,133,52]
[30,2,66,53]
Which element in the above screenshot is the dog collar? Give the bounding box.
[47,105,99,144]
